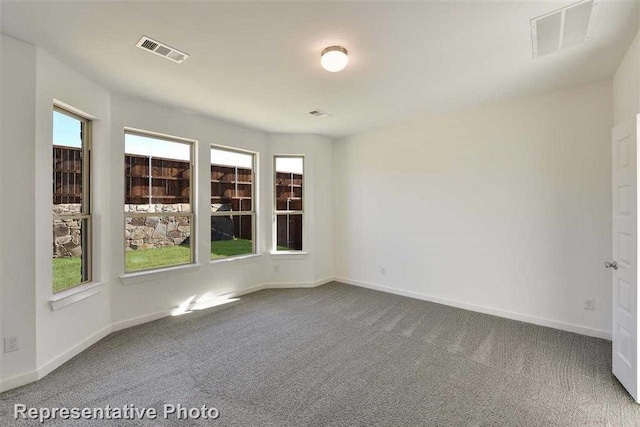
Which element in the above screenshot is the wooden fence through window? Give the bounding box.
[54,146,302,247]
[53,145,83,205]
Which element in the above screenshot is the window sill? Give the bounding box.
[270,251,308,260]
[49,281,105,311]
[120,263,201,286]
[210,253,262,265]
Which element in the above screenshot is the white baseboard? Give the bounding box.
[0,371,39,394]
[37,325,113,380]
[264,277,335,289]
[336,277,612,341]
[1,325,113,393]
[226,283,267,298]
[110,309,174,333]
[0,278,336,393]
[313,277,336,287]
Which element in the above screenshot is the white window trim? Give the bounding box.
[52,106,93,294]
[269,251,308,259]
[211,144,259,261]
[123,129,198,274]
[49,281,105,311]
[120,263,202,286]
[210,253,263,265]
[273,155,306,253]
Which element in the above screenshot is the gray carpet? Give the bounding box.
[2,282,640,426]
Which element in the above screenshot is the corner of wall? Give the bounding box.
[613,29,640,126]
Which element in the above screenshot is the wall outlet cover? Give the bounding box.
[4,336,19,353]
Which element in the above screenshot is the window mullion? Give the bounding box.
[126,212,193,218]
[211,210,254,216]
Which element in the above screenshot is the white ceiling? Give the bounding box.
[2,0,638,137]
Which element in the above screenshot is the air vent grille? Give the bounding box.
[141,39,158,50]
[136,36,189,64]
[531,0,599,58]
[167,51,187,62]
[309,109,332,119]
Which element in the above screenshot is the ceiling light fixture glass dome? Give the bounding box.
[321,46,348,72]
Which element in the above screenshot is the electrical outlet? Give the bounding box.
[584,299,595,311]
[4,336,19,353]
[380,266,386,276]
[274,265,280,274]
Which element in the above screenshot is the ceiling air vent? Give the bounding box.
[531,0,599,58]
[136,36,189,64]
[309,109,332,119]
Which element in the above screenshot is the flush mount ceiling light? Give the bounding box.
[321,46,348,72]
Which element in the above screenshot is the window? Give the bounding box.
[52,107,92,293]
[274,156,304,252]
[211,146,257,260]
[124,131,195,272]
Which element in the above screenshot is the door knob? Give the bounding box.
[605,261,618,270]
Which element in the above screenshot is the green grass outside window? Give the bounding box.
[53,238,255,292]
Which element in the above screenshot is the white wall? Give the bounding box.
[107,106,335,325]
[0,32,4,391]
[312,136,335,281]
[334,81,613,338]
[1,35,38,386]
[109,94,270,323]
[265,134,334,285]
[613,30,640,126]
[34,48,112,371]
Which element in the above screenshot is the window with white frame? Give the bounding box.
[211,146,257,260]
[124,130,195,272]
[274,156,304,251]
[52,107,93,292]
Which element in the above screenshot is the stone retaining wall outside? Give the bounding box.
[53,203,230,257]
[53,218,83,258]
[125,215,191,251]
